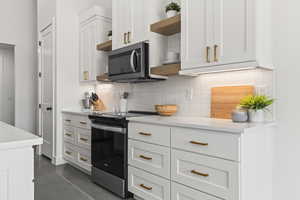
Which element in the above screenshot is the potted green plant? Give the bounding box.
[239,95,274,122]
[165,2,181,18]
[107,30,112,41]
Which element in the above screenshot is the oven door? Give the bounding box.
[108,42,148,81]
[91,124,126,179]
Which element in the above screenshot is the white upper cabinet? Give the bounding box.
[79,6,111,82]
[112,0,167,67]
[181,0,256,74]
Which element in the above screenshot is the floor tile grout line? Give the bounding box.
[59,174,95,200]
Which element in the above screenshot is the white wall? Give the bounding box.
[0,0,37,132]
[37,0,56,30]
[273,0,300,199]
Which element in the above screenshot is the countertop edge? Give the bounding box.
[0,137,43,151]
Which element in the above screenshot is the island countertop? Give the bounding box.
[129,116,275,133]
[0,121,43,150]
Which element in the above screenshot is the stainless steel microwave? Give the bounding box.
[107,42,167,83]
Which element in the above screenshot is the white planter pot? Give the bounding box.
[108,36,112,41]
[166,10,178,18]
[248,109,265,122]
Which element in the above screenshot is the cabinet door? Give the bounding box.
[213,0,255,64]
[112,0,130,49]
[181,0,214,70]
[129,0,147,44]
[79,21,96,82]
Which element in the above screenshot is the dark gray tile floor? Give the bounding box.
[34,156,132,200]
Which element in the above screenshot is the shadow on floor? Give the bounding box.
[34,156,131,200]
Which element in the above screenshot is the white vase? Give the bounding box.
[248,109,265,122]
[166,10,178,18]
[108,36,112,41]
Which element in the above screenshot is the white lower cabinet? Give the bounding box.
[128,140,170,179]
[172,182,222,200]
[128,166,170,200]
[62,113,91,173]
[171,149,239,200]
[128,122,273,200]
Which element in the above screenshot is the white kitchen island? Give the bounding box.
[0,121,43,200]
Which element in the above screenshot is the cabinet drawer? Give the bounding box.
[129,123,171,146]
[76,128,91,149]
[76,148,91,171]
[63,126,76,144]
[74,115,91,130]
[172,182,222,200]
[171,150,239,200]
[63,115,74,126]
[128,140,170,179]
[128,166,170,200]
[171,127,240,161]
[64,143,76,162]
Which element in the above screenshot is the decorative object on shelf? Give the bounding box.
[90,92,106,111]
[231,106,248,123]
[155,104,178,116]
[239,95,274,122]
[120,92,130,113]
[165,2,181,18]
[107,30,112,41]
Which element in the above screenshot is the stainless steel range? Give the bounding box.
[88,111,156,198]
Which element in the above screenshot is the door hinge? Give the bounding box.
[38,104,42,109]
[38,41,42,46]
[38,72,42,78]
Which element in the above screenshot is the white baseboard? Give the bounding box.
[52,155,67,166]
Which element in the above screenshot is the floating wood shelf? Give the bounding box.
[96,40,112,51]
[96,73,111,82]
[151,63,181,76]
[150,15,181,36]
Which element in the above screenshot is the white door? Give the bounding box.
[39,24,55,159]
[0,46,15,125]
[181,0,213,70]
[213,0,255,64]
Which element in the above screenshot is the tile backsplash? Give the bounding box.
[92,69,274,118]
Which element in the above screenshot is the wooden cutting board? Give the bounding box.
[211,85,254,119]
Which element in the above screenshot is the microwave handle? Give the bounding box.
[130,50,137,72]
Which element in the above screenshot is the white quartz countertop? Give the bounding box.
[0,121,43,150]
[62,109,95,116]
[129,116,275,133]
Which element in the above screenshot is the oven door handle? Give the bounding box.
[130,50,137,73]
[92,124,126,134]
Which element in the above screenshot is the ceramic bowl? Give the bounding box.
[155,104,178,116]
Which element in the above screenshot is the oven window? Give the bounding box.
[92,128,125,179]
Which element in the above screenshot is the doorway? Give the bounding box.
[38,23,55,159]
[0,44,15,125]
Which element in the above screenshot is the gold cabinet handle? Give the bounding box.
[124,33,127,44]
[139,155,153,161]
[190,141,208,146]
[80,121,87,125]
[127,32,131,43]
[191,170,209,177]
[139,184,152,191]
[80,138,88,142]
[206,46,211,63]
[80,157,88,162]
[65,151,72,155]
[139,132,152,136]
[65,133,72,137]
[214,45,218,62]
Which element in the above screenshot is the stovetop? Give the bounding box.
[91,111,158,119]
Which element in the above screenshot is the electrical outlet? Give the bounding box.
[185,88,194,101]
